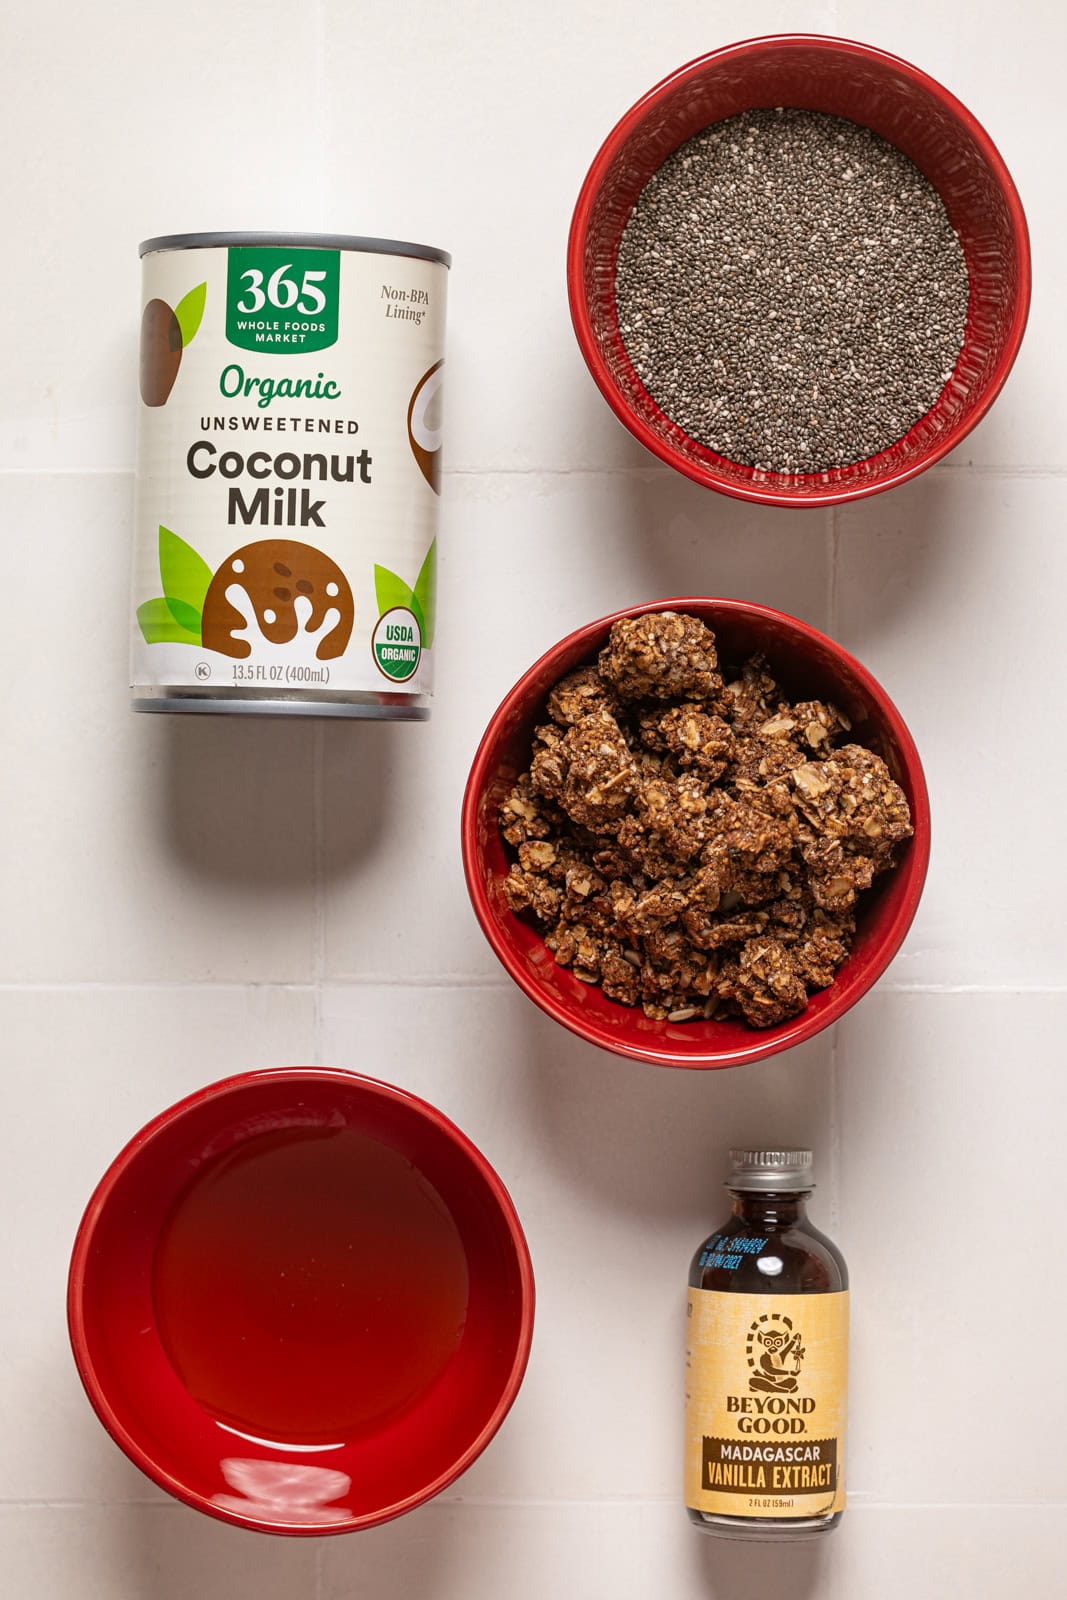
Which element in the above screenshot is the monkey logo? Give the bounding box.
[746,1313,806,1394]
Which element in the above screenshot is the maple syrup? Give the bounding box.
[153,1124,470,1444]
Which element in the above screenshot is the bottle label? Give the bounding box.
[685,1288,848,1520]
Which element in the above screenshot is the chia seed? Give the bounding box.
[614,108,970,473]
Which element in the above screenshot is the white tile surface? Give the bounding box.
[0,987,316,1505]
[826,1507,1065,1598]
[9,1500,1059,1600]
[835,990,1067,1504]
[834,472,1065,988]
[3,0,1066,1595]
[0,1,324,473]
[0,1505,317,1600]
[320,1501,1067,1599]
[1,473,318,983]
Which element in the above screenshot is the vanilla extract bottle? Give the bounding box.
[685,1149,849,1541]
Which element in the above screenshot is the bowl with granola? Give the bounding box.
[461,601,929,1068]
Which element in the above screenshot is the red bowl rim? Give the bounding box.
[66,1066,536,1537]
[461,597,931,1068]
[567,32,1032,508]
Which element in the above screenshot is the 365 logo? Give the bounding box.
[226,247,339,354]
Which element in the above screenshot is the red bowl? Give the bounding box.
[462,599,930,1069]
[568,34,1031,507]
[67,1069,534,1536]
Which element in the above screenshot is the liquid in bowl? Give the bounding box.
[153,1124,470,1444]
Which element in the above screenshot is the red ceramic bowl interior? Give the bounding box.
[68,1069,534,1536]
[462,599,930,1069]
[568,34,1031,506]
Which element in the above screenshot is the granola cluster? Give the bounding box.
[499,612,913,1028]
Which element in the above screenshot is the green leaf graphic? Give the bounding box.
[374,563,415,618]
[159,525,212,619]
[407,595,427,645]
[137,596,202,646]
[412,538,437,649]
[164,595,203,634]
[174,282,207,346]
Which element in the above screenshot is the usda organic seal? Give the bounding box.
[372,607,422,682]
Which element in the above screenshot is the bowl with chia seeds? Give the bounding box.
[568,35,1030,506]
[461,599,930,1070]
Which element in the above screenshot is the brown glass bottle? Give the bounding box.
[684,1149,849,1541]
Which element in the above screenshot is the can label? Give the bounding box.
[132,244,446,698]
[685,1289,848,1519]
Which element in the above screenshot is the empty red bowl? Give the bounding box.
[462,598,930,1069]
[68,1069,534,1535]
[568,34,1031,506]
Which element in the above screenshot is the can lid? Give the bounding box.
[727,1148,814,1192]
[138,232,451,268]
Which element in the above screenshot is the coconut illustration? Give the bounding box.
[201,539,355,661]
[136,525,355,664]
[139,282,206,407]
[140,300,183,406]
[407,360,444,493]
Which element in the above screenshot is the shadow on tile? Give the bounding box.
[689,1521,831,1600]
[319,715,427,885]
[521,456,838,638]
[551,343,659,476]
[69,1405,173,1511]
[630,480,834,625]
[321,1500,458,1599]
[154,710,400,887]
[124,1501,317,1599]
[69,1363,449,1597]
[154,714,319,888]
[509,997,835,1221]
[833,468,959,650]
[943,381,1017,470]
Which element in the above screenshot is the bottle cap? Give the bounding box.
[728,1148,814,1192]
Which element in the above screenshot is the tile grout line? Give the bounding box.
[0,978,1064,994]
[314,0,328,204]
[0,975,511,989]
[829,1022,841,1233]
[828,502,840,639]
[312,722,326,1065]
[3,1495,1064,1513]
[309,0,328,1090]
[429,1494,1067,1511]
[3,461,1067,480]
[826,500,841,1227]
[0,466,137,476]
[878,981,1067,993]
